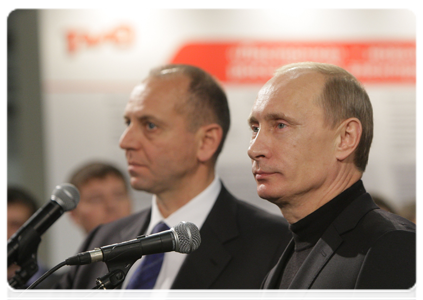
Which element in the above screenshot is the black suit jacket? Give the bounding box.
[55,184,291,289]
[262,193,416,289]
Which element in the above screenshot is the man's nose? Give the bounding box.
[119,124,136,150]
[247,129,270,160]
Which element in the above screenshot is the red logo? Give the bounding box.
[66,24,135,54]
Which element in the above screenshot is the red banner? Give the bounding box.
[170,41,415,84]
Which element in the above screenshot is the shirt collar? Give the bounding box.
[148,175,221,233]
[290,179,366,250]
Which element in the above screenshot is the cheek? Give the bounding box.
[275,136,303,167]
[83,211,105,228]
[277,134,323,179]
[298,135,336,175]
[163,136,197,162]
[79,203,104,219]
[116,200,131,214]
[309,131,336,157]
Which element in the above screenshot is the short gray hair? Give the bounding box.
[149,64,230,160]
[275,62,373,172]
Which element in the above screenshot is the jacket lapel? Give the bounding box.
[109,209,151,300]
[288,225,343,289]
[289,193,377,289]
[118,209,150,241]
[262,239,295,289]
[171,183,238,288]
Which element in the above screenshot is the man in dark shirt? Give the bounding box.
[247,62,415,289]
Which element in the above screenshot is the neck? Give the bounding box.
[280,167,362,224]
[156,165,215,218]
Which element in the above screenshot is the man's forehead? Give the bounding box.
[130,82,148,97]
[129,75,190,99]
[253,75,291,113]
[129,78,158,100]
[257,70,325,102]
[272,69,325,89]
[251,70,326,119]
[124,76,191,118]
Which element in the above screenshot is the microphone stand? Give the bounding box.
[8,232,41,289]
[9,254,39,289]
[93,269,127,289]
[92,253,140,289]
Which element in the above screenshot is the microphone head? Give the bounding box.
[51,183,80,212]
[173,221,201,254]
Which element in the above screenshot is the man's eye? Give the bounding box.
[251,125,259,133]
[147,122,157,130]
[277,123,286,129]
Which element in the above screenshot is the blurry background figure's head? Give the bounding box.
[7,187,38,281]
[68,162,132,234]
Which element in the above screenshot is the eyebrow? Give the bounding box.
[265,113,294,122]
[248,112,297,125]
[247,115,258,125]
[124,114,162,124]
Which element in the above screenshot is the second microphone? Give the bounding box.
[65,221,201,266]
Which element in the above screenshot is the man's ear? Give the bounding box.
[335,118,362,162]
[196,124,223,163]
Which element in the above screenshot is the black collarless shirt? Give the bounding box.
[279,180,367,288]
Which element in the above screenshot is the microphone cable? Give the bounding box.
[27,260,66,289]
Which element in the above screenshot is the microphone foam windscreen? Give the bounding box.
[52,183,80,211]
[174,221,201,254]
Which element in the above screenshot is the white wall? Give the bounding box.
[36,9,416,268]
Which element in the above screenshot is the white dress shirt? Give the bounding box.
[122,176,221,289]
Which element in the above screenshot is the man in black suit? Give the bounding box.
[248,62,415,289]
[55,64,291,289]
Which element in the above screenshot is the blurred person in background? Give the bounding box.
[7,187,55,288]
[68,161,132,234]
[400,201,416,224]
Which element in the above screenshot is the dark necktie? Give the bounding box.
[126,221,170,289]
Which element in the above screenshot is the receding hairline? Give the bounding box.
[137,72,192,116]
[267,64,330,110]
[144,69,191,89]
[150,66,184,77]
[146,66,222,130]
[274,62,355,81]
[272,62,360,120]
[147,65,199,88]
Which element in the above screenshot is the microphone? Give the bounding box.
[7,183,80,267]
[65,221,201,266]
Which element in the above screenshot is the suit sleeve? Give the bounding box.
[355,230,415,289]
[53,225,102,289]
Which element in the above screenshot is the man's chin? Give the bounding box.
[257,186,280,204]
[130,179,154,193]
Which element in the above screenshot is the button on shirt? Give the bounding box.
[122,176,221,289]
